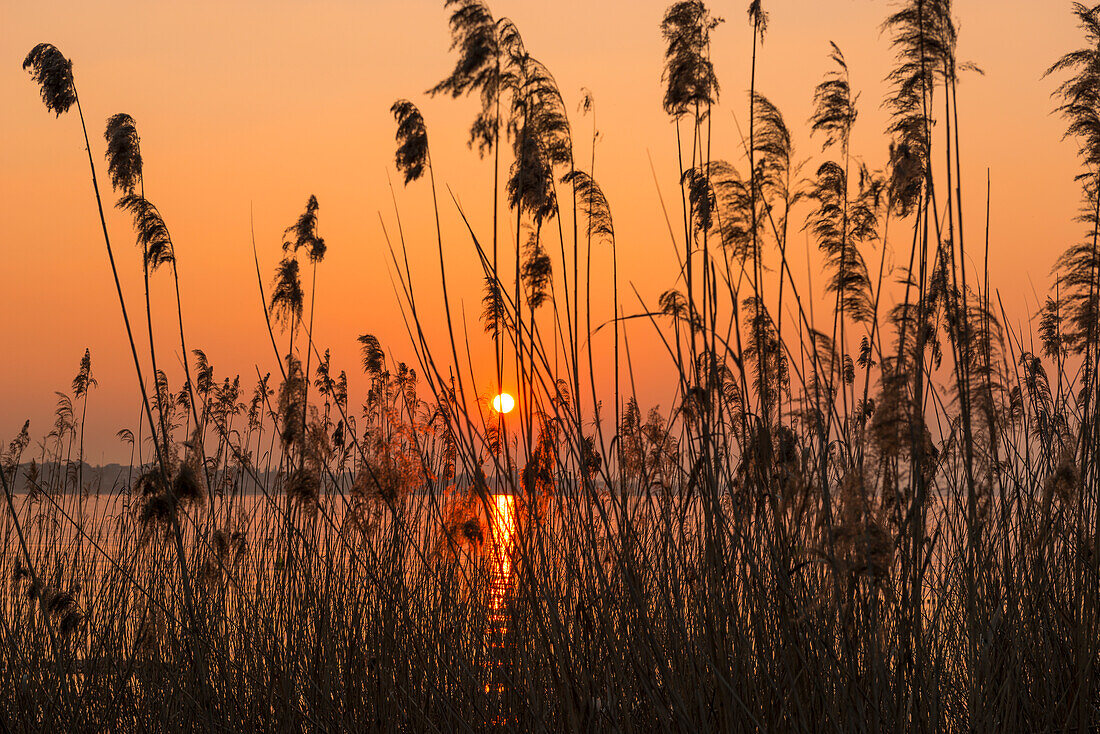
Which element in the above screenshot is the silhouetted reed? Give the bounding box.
[6,1,1100,731]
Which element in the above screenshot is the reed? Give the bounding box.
[5,1,1100,730]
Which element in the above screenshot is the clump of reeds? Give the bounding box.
[5,0,1100,731]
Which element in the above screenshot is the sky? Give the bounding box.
[0,0,1088,463]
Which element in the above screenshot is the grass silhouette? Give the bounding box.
[5,0,1100,730]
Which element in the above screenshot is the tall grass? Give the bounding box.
[4,0,1100,730]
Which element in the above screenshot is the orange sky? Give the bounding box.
[1,0,1086,463]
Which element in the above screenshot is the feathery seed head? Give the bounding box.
[117,194,176,270]
[661,2,723,118]
[23,44,76,117]
[270,257,304,329]
[1046,449,1080,507]
[809,43,858,152]
[358,334,385,376]
[747,0,768,38]
[391,99,430,184]
[172,462,205,505]
[481,278,507,337]
[104,113,143,193]
[72,348,97,398]
[283,195,326,263]
[287,466,321,515]
[561,169,614,245]
[521,232,553,309]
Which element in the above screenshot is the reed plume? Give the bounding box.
[882,0,957,181]
[1046,4,1100,357]
[283,195,325,263]
[804,161,879,324]
[809,43,858,152]
[278,355,307,448]
[505,54,572,226]
[72,348,96,399]
[287,465,320,515]
[116,194,176,269]
[742,295,788,421]
[430,0,510,154]
[22,44,76,116]
[2,421,31,474]
[560,170,614,244]
[752,93,796,210]
[391,100,429,184]
[521,232,553,309]
[136,458,205,538]
[683,161,757,262]
[270,257,304,330]
[480,277,507,336]
[660,1,722,117]
[358,334,386,376]
[747,0,768,36]
[104,113,142,194]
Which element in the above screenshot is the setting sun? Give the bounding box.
[491,393,515,414]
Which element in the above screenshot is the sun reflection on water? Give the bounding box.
[485,494,516,702]
[488,494,516,611]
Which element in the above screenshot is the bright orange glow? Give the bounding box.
[491,494,516,547]
[491,393,515,414]
[485,495,515,698]
[2,2,1074,462]
[488,494,516,613]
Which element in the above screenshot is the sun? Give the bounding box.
[492,392,515,414]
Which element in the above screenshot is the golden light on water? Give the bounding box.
[491,495,516,549]
[492,393,515,414]
[486,494,516,700]
[488,494,516,612]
